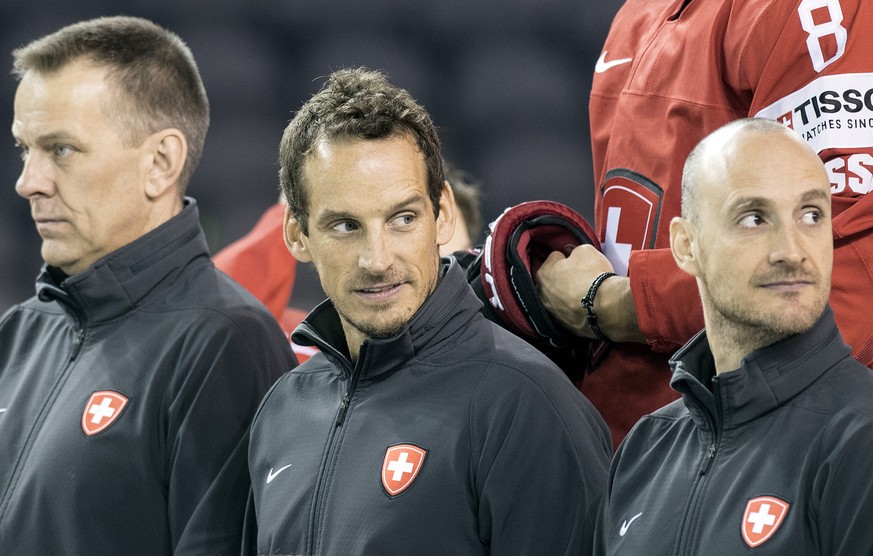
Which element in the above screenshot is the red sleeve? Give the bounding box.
[628,248,704,353]
[830,194,873,367]
[213,203,297,323]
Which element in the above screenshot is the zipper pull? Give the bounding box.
[70,328,85,361]
[700,443,716,475]
[335,394,350,427]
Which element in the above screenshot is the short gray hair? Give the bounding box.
[13,16,210,191]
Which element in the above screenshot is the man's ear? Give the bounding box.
[145,128,187,200]
[669,216,700,277]
[435,181,457,247]
[284,205,312,263]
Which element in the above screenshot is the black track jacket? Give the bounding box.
[247,260,612,555]
[595,307,873,555]
[0,199,295,554]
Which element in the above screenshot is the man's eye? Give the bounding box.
[331,221,358,233]
[738,214,764,228]
[54,145,72,158]
[392,214,415,227]
[800,209,822,225]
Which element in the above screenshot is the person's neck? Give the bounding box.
[344,333,363,364]
[348,342,362,364]
[705,317,785,376]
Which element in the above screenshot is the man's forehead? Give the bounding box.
[308,134,424,167]
[13,61,110,137]
[304,135,429,205]
[700,134,827,198]
[17,58,109,98]
[12,106,84,145]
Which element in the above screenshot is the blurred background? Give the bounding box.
[0,0,623,312]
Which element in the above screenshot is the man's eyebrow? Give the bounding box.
[800,188,830,204]
[385,192,428,214]
[313,192,428,227]
[14,131,79,147]
[727,196,772,213]
[728,188,829,213]
[314,208,355,227]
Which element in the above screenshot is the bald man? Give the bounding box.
[594,118,873,555]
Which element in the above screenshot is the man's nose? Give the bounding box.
[358,228,394,273]
[15,153,55,199]
[767,223,806,267]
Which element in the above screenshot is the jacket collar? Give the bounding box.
[292,257,483,377]
[669,306,851,430]
[35,198,210,324]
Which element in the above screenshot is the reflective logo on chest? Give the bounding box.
[742,496,790,548]
[381,443,427,497]
[81,390,129,436]
[600,169,663,275]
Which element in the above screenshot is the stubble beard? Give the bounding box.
[700,272,829,356]
[337,301,408,340]
[333,254,442,341]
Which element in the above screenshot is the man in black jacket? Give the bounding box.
[246,67,612,555]
[595,118,873,555]
[1,17,295,554]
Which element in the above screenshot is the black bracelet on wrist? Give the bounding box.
[581,271,617,343]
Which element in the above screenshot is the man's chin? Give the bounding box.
[339,308,408,341]
[758,304,824,337]
[360,317,406,339]
[368,327,404,340]
[41,249,74,273]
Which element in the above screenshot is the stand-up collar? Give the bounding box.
[670,306,852,430]
[34,198,210,324]
[292,257,483,376]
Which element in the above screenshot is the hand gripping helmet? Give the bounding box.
[454,200,603,380]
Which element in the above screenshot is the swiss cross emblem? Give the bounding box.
[742,496,790,548]
[381,444,427,497]
[599,169,663,276]
[81,390,129,436]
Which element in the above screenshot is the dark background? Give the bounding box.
[0,0,623,312]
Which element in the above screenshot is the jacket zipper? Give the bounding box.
[335,359,363,427]
[700,383,723,476]
[70,326,86,361]
[0,316,85,523]
[676,380,723,555]
[307,345,367,554]
[335,394,350,426]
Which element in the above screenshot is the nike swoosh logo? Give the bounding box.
[595,51,632,73]
[619,512,643,536]
[266,464,293,484]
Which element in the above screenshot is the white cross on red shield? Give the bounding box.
[381,444,427,497]
[742,495,790,548]
[81,390,129,436]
